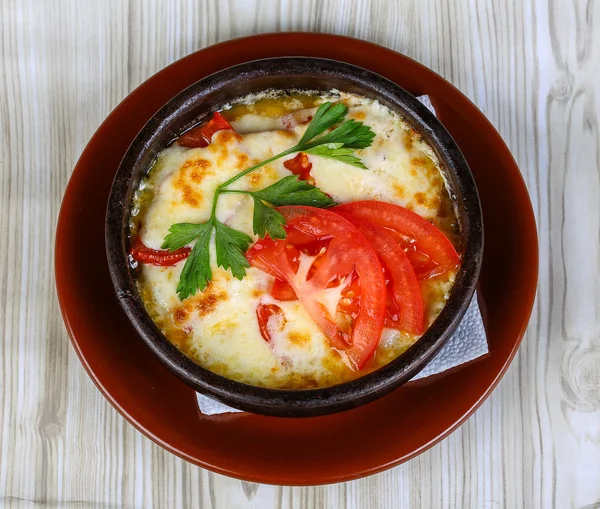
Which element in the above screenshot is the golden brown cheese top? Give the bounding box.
[132,91,459,389]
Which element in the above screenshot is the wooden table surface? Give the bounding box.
[1,0,599,507]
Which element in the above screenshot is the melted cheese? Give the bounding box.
[133,92,459,389]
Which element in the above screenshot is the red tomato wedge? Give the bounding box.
[178,112,233,148]
[334,212,424,334]
[246,206,386,370]
[283,153,314,184]
[130,238,191,266]
[333,201,460,279]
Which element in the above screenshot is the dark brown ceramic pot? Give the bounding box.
[105,57,483,417]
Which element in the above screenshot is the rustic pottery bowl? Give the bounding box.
[105,57,483,417]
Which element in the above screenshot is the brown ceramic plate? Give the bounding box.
[55,33,538,485]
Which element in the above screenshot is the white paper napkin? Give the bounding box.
[195,95,488,415]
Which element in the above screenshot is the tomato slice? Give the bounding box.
[130,237,191,266]
[178,112,233,148]
[270,273,361,314]
[247,206,386,370]
[271,278,297,301]
[333,201,460,279]
[283,153,314,184]
[334,212,424,334]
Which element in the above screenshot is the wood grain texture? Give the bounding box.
[1,0,599,507]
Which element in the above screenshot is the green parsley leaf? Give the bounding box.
[252,175,336,208]
[303,143,368,169]
[214,221,252,279]
[297,102,348,146]
[162,222,210,251]
[308,119,376,150]
[175,222,213,300]
[252,197,287,239]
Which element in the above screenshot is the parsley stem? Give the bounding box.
[217,147,297,190]
[210,146,298,222]
[219,189,252,195]
[210,190,219,221]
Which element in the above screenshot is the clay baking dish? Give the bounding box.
[105,57,483,417]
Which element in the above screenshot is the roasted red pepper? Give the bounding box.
[178,111,233,148]
[130,237,191,266]
[283,153,314,185]
[256,303,284,342]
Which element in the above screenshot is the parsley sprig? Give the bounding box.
[161,102,375,300]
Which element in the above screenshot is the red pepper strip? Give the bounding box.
[178,111,233,148]
[130,237,191,266]
[256,303,284,342]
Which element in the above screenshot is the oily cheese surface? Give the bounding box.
[133,93,458,389]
